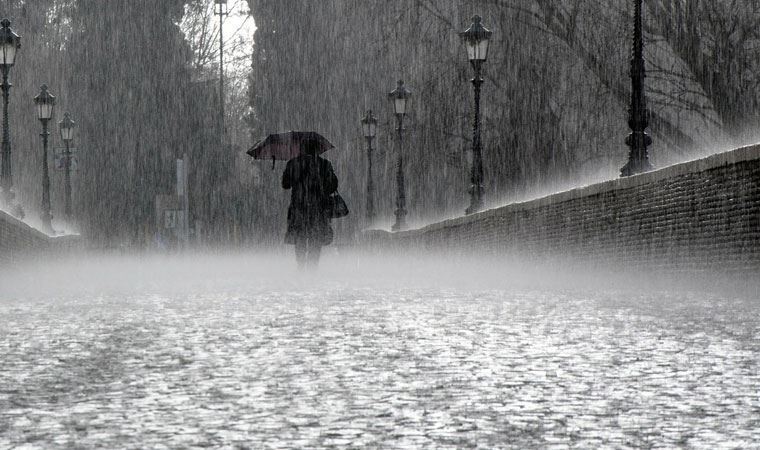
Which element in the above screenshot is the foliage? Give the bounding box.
[246,0,756,242]
[4,0,759,246]
[3,0,230,245]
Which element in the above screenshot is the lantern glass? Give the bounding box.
[0,19,20,67]
[1,42,16,66]
[388,80,411,116]
[362,121,377,138]
[362,110,378,138]
[465,38,490,62]
[37,103,53,120]
[214,0,228,15]
[394,98,407,115]
[35,85,56,121]
[60,126,73,142]
[476,38,490,61]
[460,15,492,63]
[59,114,75,142]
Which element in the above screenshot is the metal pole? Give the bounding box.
[40,119,53,234]
[365,136,375,223]
[466,60,484,215]
[392,113,407,231]
[64,139,72,220]
[1,64,13,208]
[620,0,653,177]
[217,5,225,143]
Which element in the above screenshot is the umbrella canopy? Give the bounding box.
[247,131,334,162]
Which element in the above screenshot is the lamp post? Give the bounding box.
[59,112,75,221]
[460,15,492,215]
[34,85,55,234]
[361,110,378,223]
[214,0,227,143]
[388,80,412,232]
[0,18,21,213]
[620,0,653,177]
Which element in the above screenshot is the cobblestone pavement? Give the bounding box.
[0,255,759,448]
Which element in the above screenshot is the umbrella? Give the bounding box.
[247,131,334,168]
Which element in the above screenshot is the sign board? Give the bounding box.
[54,148,78,171]
[176,156,190,245]
[176,159,186,196]
[164,210,179,229]
[155,194,180,229]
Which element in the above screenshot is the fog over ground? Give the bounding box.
[2,1,760,445]
[2,251,758,299]
[2,252,759,447]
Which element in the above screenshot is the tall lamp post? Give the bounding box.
[0,18,21,213]
[388,80,412,232]
[34,85,55,234]
[460,15,492,215]
[361,110,378,224]
[59,112,75,221]
[620,0,653,177]
[214,0,227,143]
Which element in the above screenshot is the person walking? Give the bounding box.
[281,140,339,268]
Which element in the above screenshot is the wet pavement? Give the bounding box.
[0,255,759,448]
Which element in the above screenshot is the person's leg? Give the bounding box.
[306,240,322,268]
[295,238,308,269]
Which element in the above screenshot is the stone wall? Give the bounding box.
[0,211,51,264]
[365,144,760,273]
[0,212,80,264]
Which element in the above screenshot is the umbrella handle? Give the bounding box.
[272,155,275,170]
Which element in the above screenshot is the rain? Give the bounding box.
[1,0,760,447]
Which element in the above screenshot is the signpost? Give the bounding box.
[164,209,179,229]
[54,147,77,171]
[176,155,190,246]
[154,154,192,250]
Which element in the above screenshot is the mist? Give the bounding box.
[2,251,759,448]
[2,0,760,447]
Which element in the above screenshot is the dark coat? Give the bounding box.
[282,154,338,245]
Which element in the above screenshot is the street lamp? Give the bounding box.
[620,0,653,177]
[34,85,55,234]
[215,0,228,143]
[388,80,411,232]
[0,18,21,214]
[361,109,378,224]
[214,0,228,14]
[460,15,492,215]
[58,112,75,221]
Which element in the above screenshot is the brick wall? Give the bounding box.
[0,211,51,264]
[364,144,760,273]
[0,212,81,264]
